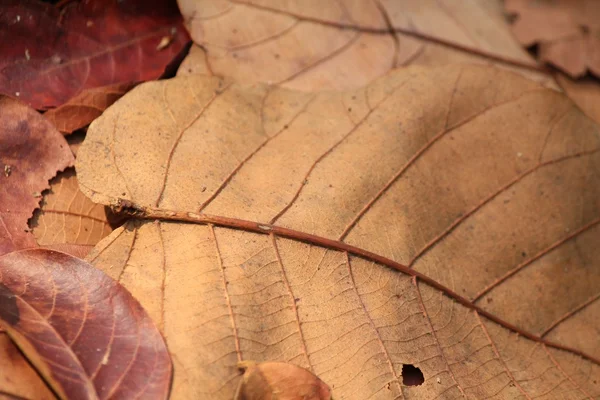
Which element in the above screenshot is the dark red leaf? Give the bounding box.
[0,0,190,110]
[0,249,172,400]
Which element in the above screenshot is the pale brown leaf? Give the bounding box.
[556,73,600,126]
[505,0,600,78]
[177,0,554,90]
[30,168,113,259]
[78,65,600,399]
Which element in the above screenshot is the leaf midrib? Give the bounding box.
[108,200,600,367]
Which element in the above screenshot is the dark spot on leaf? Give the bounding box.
[522,251,527,257]
[0,283,20,325]
[402,364,424,386]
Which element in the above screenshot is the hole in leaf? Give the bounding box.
[402,364,424,386]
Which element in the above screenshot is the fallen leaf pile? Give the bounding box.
[1,1,599,399]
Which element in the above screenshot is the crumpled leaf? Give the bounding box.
[30,168,113,259]
[0,249,172,400]
[235,361,331,400]
[0,0,189,110]
[79,65,600,399]
[177,0,553,90]
[0,96,73,257]
[505,0,600,78]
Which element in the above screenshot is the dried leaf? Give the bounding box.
[0,332,55,399]
[30,168,113,259]
[235,361,331,400]
[79,65,600,398]
[556,73,600,126]
[0,249,172,400]
[44,83,136,135]
[505,0,600,78]
[0,0,189,110]
[177,0,553,90]
[0,97,73,257]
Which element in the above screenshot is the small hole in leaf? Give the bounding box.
[402,364,424,386]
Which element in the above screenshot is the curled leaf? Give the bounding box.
[44,83,136,135]
[235,361,331,400]
[0,249,172,400]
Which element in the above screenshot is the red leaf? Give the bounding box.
[0,97,74,256]
[0,249,172,400]
[0,0,190,110]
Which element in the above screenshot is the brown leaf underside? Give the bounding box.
[78,65,600,399]
[89,218,600,399]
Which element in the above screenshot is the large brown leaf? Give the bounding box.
[176,0,553,90]
[78,65,600,398]
[0,249,172,400]
[0,97,73,257]
[0,0,189,110]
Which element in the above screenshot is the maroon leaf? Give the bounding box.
[0,0,190,110]
[0,249,172,400]
[0,97,73,256]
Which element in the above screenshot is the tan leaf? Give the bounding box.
[0,249,172,400]
[79,65,600,398]
[234,361,331,400]
[177,0,554,90]
[505,0,600,78]
[30,168,113,259]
